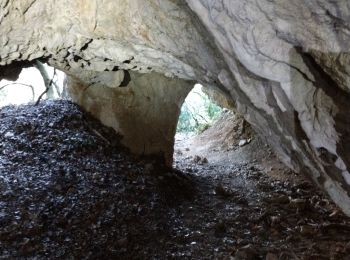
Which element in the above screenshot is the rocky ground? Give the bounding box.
[0,100,350,259]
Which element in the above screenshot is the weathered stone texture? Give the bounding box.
[68,71,192,165]
[1,0,350,215]
[185,0,350,215]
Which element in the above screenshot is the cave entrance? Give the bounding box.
[176,84,223,136]
[0,63,67,107]
[174,84,235,165]
[174,83,264,169]
[173,83,294,185]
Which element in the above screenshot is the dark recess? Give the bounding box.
[119,70,131,87]
[0,60,33,81]
[73,55,83,62]
[123,57,134,64]
[80,39,93,51]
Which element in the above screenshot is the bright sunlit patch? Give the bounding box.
[176,84,223,134]
[0,64,65,107]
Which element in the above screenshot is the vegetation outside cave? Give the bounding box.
[176,84,223,134]
[0,63,67,107]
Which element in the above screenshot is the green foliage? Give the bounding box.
[206,100,222,119]
[176,102,195,133]
[176,87,223,133]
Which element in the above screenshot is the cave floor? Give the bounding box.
[0,100,350,259]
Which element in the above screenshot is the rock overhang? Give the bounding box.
[1,0,350,216]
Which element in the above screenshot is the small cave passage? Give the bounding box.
[172,84,350,258]
[0,63,67,107]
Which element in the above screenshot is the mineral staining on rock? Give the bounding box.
[1,0,350,215]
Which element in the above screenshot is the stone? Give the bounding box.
[201,157,208,164]
[193,155,201,164]
[4,132,14,139]
[239,140,248,147]
[68,71,193,166]
[1,0,350,215]
[234,244,259,260]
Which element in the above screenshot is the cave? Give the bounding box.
[1,1,350,258]
[0,63,67,106]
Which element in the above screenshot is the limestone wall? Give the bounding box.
[68,71,192,165]
[1,0,350,215]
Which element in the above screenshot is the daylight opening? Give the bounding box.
[176,84,223,135]
[174,84,257,167]
[174,84,227,165]
[0,63,67,107]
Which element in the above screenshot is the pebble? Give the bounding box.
[4,131,14,138]
[239,139,248,147]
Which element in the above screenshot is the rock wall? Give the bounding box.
[68,71,192,165]
[1,0,350,215]
[185,0,350,215]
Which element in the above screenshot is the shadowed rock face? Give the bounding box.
[1,0,350,215]
[68,71,193,166]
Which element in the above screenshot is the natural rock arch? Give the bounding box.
[1,0,350,216]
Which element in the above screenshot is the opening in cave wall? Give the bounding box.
[174,83,258,166]
[0,64,67,107]
[176,83,223,135]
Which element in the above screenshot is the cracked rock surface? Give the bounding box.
[1,0,350,214]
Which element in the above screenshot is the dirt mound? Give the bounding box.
[1,101,350,259]
[174,111,350,259]
[191,110,253,152]
[0,100,193,258]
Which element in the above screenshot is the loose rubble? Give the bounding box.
[0,100,193,258]
[0,100,350,259]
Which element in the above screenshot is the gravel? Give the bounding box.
[0,100,350,259]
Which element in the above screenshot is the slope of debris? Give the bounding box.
[0,100,350,259]
[0,100,194,259]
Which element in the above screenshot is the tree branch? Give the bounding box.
[34,61,58,105]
